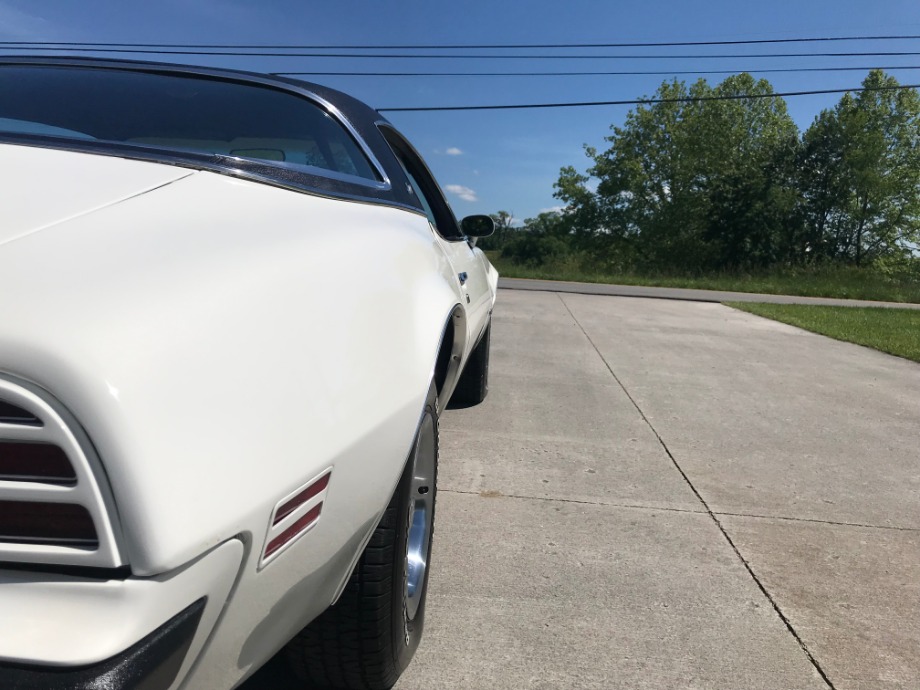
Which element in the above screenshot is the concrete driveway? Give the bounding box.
[246,288,919,689]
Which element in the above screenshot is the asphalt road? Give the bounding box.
[245,287,919,689]
[499,276,920,309]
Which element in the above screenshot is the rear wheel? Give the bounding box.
[450,321,491,407]
[285,382,438,690]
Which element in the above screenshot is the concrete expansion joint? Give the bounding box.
[714,511,920,533]
[556,293,839,690]
[441,488,707,515]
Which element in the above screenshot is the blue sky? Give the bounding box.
[1,0,918,221]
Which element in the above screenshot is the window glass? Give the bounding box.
[386,135,463,240]
[0,65,380,181]
[396,157,439,229]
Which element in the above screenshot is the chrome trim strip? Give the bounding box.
[0,134,426,215]
[299,90,391,190]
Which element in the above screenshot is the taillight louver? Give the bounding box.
[262,470,331,565]
[0,380,123,566]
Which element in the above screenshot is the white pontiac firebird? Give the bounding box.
[0,57,497,690]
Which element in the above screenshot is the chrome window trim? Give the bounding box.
[299,89,391,189]
[0,133,424,213]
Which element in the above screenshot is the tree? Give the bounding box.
[500,211,573,267]
[797,106,859,263]
[491,210,516,234]
[799,71,920,265]
[556,74,800,272]
[688,74,801,269]
[843,72,920,265]
[476,210,515,251]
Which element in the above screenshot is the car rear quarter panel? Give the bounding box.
[0,164,464,576]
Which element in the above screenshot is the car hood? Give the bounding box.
[0,143,194,247]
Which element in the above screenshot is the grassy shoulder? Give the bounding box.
[726,303,920,363]
[487,253,920,304]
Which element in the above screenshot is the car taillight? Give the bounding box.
[0,500,98,547]
[0,381,125,567]
[0,442,77,485]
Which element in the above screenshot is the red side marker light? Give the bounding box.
[262,469,332,564]
[273,472,330,526]
[265,502,323,558]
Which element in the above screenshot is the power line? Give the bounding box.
[2,47,920,59]
[274,66,920,78]
[2,34,920,49]
[377,82,920,112]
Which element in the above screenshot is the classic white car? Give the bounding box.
[0,57,497,690]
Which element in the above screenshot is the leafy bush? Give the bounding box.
[501,233,571,267]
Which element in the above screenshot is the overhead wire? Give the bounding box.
[376,82,920,112]
[272,66,920,77]
[5,37,918,115]
[1,47,920,59]
[2,34,920,49]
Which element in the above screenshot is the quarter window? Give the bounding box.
[382,128,464,240]
[398,160,439,229]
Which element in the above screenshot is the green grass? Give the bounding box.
[487,252,920,304]
[726,303,920,363]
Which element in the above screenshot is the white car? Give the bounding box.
[0,57,497,690]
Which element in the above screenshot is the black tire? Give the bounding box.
[285,382,438,690]
[449,321,490,408]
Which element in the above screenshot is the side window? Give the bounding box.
[381,128,464,240]
[395,158,438,228]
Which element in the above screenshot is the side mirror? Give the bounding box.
[460,215,495,238]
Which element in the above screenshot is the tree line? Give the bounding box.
[484,70,920,275]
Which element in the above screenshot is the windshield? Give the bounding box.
[0,65,380,181]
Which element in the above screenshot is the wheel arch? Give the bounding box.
[432,304,467,406]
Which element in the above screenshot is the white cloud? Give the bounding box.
[433,147,464,156]
[539,205,567,215]
[444,185,478,202]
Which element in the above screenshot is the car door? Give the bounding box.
[380,127,493,346]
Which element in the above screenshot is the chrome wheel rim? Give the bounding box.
[406,411,435,621]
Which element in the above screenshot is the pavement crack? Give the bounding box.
[715,511,920,533]
[557,292,837,690]
[440,488,706,515]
